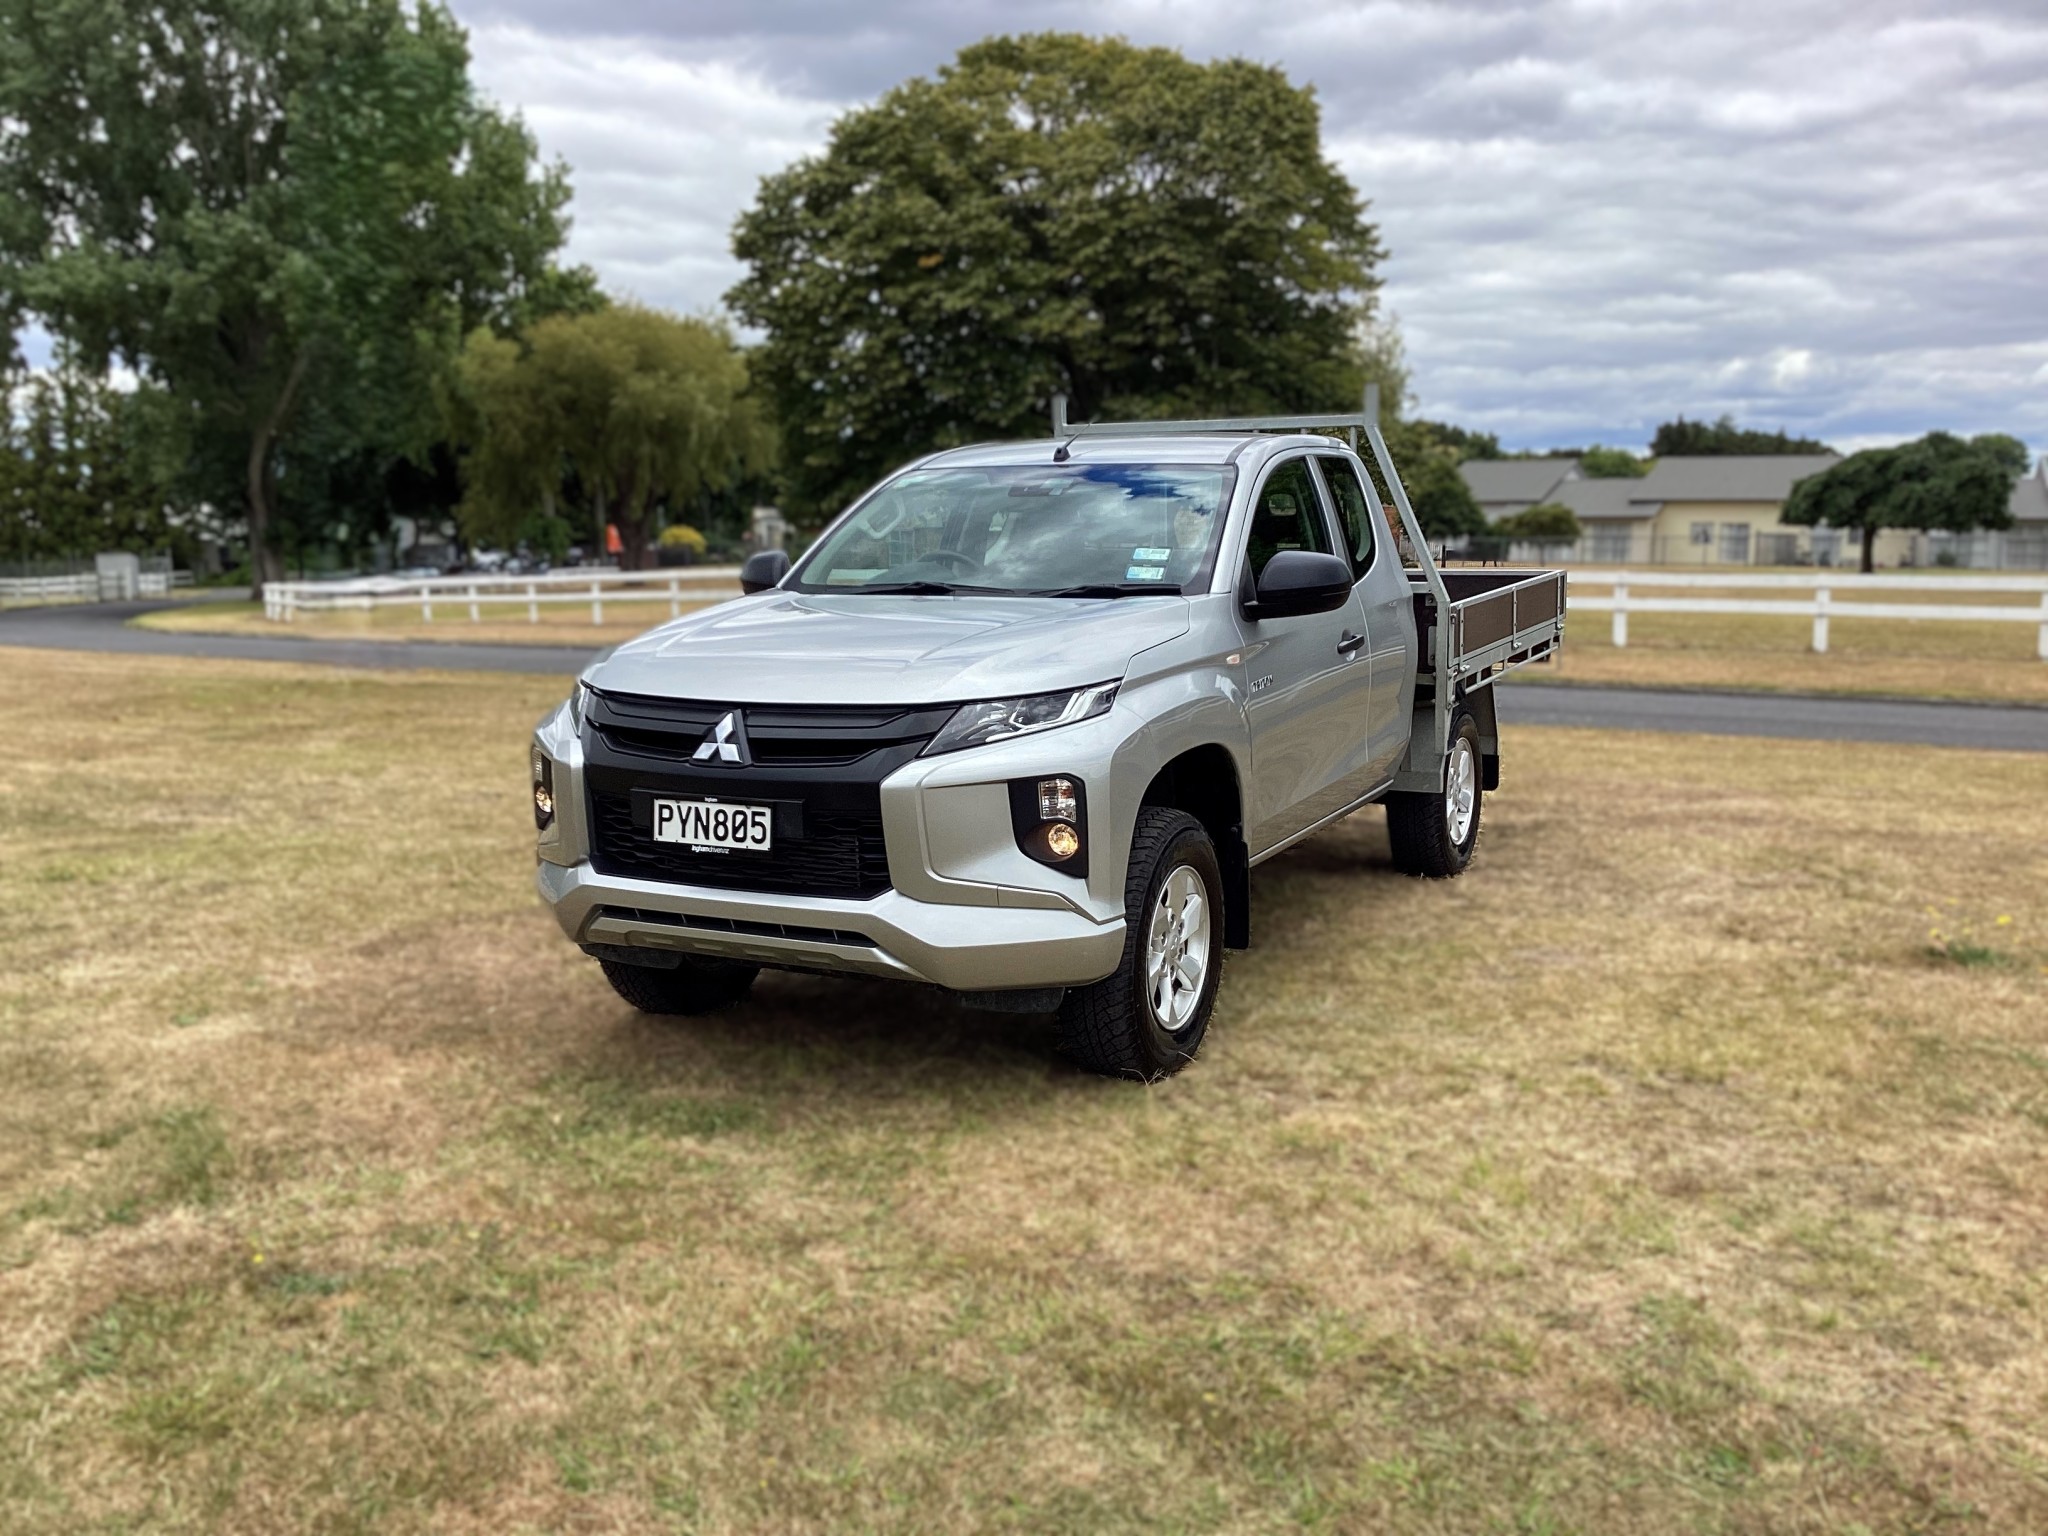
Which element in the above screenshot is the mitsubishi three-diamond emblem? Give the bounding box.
[692,710,749,765]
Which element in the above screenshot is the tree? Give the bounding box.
[450,305,774,571]
[1354,312,1411,426]
[0,362,171,562]
[0,0,589,591]
[1495,502,1582,542]
[729,33,1384,516]
[1652,414,1832,456]
[1578,445,1648,478]
[1410,420,1502,462]
[1781,431,2022,572]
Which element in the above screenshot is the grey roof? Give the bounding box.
[1551,477,1658,521]
[2011,462,2047,523]
[1634,454,1840,503]
[1460,458,1578,506]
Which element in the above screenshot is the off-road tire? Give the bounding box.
[1057,807,1224,1080]
[599,955,759,1016]
[1387,706,1483,878]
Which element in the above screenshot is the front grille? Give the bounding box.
[592,692,955,769]
[589,790,892,899]
[581,691,948,901]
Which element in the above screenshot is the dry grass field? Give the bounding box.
[2,648,2046,1534]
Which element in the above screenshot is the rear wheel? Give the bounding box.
[1057,807,1224,1080]
[1387,706,1483,878]
[599,955,758,1016]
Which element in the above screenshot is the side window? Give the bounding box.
[1317,456,1377,579]
[1243,457,1335,582]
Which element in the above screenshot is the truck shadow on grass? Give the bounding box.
[567,814,1411,1101]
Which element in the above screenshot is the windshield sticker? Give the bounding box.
[1125,565,1167,581]
[1132,547,1171,562]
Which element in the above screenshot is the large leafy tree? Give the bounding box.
[0,0,589,590]
[450,305,774,571]
[1781,431,2023,572]
[729,33,1384,517]
[1652,414,1833,456]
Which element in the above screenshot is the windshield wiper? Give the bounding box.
[1031,583,1183,599]
[853,580,976,596]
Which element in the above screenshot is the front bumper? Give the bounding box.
[532,688,1136,993]
[538,860,1125,991]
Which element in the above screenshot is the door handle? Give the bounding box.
[1336,630,1366,657]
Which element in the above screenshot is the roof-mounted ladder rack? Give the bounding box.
[1049,385,1458,762]
[1051,392,1376,451]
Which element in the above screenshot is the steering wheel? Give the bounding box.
[921,548,984,574]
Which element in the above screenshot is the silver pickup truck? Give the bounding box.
[531,403,1564,1078]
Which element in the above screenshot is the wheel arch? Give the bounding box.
[1139,744,1251,949]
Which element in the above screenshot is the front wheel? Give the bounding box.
[1057,807,1224,1080]
[1387,707,1483,878]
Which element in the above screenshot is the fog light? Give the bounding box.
[1009,774,1088,876]
[532,749,556,831]
[1038,777,1078,822]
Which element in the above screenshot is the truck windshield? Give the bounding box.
[791,463,1234,596]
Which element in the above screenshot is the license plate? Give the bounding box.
[651,799,773,853]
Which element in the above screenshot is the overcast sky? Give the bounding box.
[26,0,2047,459]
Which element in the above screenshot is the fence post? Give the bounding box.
[422,591,433,623]
[2038,590,2048,662]
[669,577,680,618]
[282,585,296,624]
[527,582,538,624]
[591,579,602,626]
[1611,580,1628,648]
[1812,586,1830,654]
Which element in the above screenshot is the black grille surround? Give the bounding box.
[582,690,956,900]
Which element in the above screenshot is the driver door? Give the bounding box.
[1239,456,1373,853]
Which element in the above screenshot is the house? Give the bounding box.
[1460,452,1861,566]
[1459,450,2047,568]
[1459,458,1579,523]
[1545,477,1648,563]
[1629,454,1847,565]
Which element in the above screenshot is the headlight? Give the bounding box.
[923,682,1118,756]
[567,680,594,731]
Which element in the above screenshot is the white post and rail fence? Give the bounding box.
[256,565,2048,661]
[261,567,743,626]
[1562,570,2048,661]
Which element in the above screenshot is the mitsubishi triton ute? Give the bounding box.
[530,401,1565,1079]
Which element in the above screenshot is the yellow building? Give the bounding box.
[1632,454,1902,567]
[1462,453,1928,567]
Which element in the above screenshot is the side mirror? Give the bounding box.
[739,548,791,595]
[1246,550,1353,620]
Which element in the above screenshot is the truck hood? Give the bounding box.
[590,591,1193,705]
